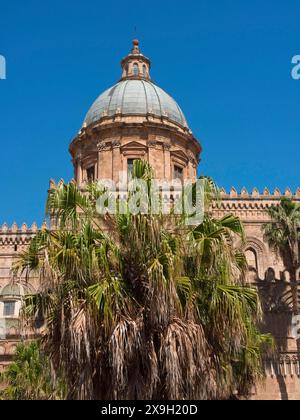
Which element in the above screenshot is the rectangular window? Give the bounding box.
[86,166,95,182]
[174,165,183,181]
[127,159,135,179]
[3,301,15,317]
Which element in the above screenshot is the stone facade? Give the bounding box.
[0,223,41,374]
[212,188,300,400]
[0,40,299,400]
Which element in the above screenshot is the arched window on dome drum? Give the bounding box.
[133,63,139,76]
[127,158,135,180]
[86,166,95,182]
[174,165,183,181]
[142,65,147,77]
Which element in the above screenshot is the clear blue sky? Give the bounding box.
[0,0,299,225]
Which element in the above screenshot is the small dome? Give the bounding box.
[84,80,188,129]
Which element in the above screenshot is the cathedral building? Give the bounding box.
[0,40,299,400]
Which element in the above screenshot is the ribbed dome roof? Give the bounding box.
[84,79,188,129]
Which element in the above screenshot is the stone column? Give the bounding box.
[147,140,157,172]
[97,142,112,180]
[76,155,83,185]
[187,151,197,181]
[73,160,77,182]
[112,140,121,184]
[187,161,193,180]
[163,143,171,180]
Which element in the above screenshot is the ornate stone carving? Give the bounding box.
[187,150,196,164]
[97,142,111,151]
[75,153,82,162]
[285,187,292,197]
[230,187,237,198]
[241,187,249,197]
[274,187,281,197]
[111,140,121,148]
[148,139,157,148]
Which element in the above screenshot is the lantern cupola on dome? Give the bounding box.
[120,39,151,81]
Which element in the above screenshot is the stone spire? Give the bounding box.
[120,39,151,81]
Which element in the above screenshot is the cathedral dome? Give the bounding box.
[70,40,201,187]
[84,80,188,129]
[83,40,189,130]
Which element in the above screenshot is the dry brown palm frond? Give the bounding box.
[108,318,142,399]
[159,318,217,400]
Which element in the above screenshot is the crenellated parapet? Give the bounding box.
[220,187,300,200]
[49,178,68,190]
[263,353,300,378]
[0,222,48,246]
[212,187,300,222]
[218,186,300,200]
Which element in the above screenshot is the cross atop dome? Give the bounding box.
[120,39,151,81]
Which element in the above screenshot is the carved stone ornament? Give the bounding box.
[97,142,111,151]
[75,153,82,162]
[148,139,157,148]
[187,150,196,163]
[111,140,121,148]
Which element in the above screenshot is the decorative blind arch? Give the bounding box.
[244,237,267,280]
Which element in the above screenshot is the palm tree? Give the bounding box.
[0,341,65,400]
[13,162,272,400]
[263,197,300,314]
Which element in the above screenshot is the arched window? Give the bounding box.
[127,158,135,179]
[245,248,258,271]
[133,63,139,76]
[174,165,183,181]
[86,166,95,182]
[245,247,259,282]
[142,65,147,77]
[265,267,276,282]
